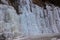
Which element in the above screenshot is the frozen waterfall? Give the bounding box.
[19,0,60,36]
[0,0,60,40]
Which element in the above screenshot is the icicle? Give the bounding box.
[34,5,43,34]
[53,7,60,33]
[43,9,53,33]
[46,5,59,33]
[57,8,60,32]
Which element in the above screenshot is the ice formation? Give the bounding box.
[0,4,21,39]
[0,0,60,40]
[19,0,60,36]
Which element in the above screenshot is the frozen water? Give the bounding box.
[0,0,60,39]
[18,0,60,36]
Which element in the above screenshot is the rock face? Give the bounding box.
[0,0,60,40]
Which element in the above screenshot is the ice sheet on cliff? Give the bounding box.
[0,0,60,40]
